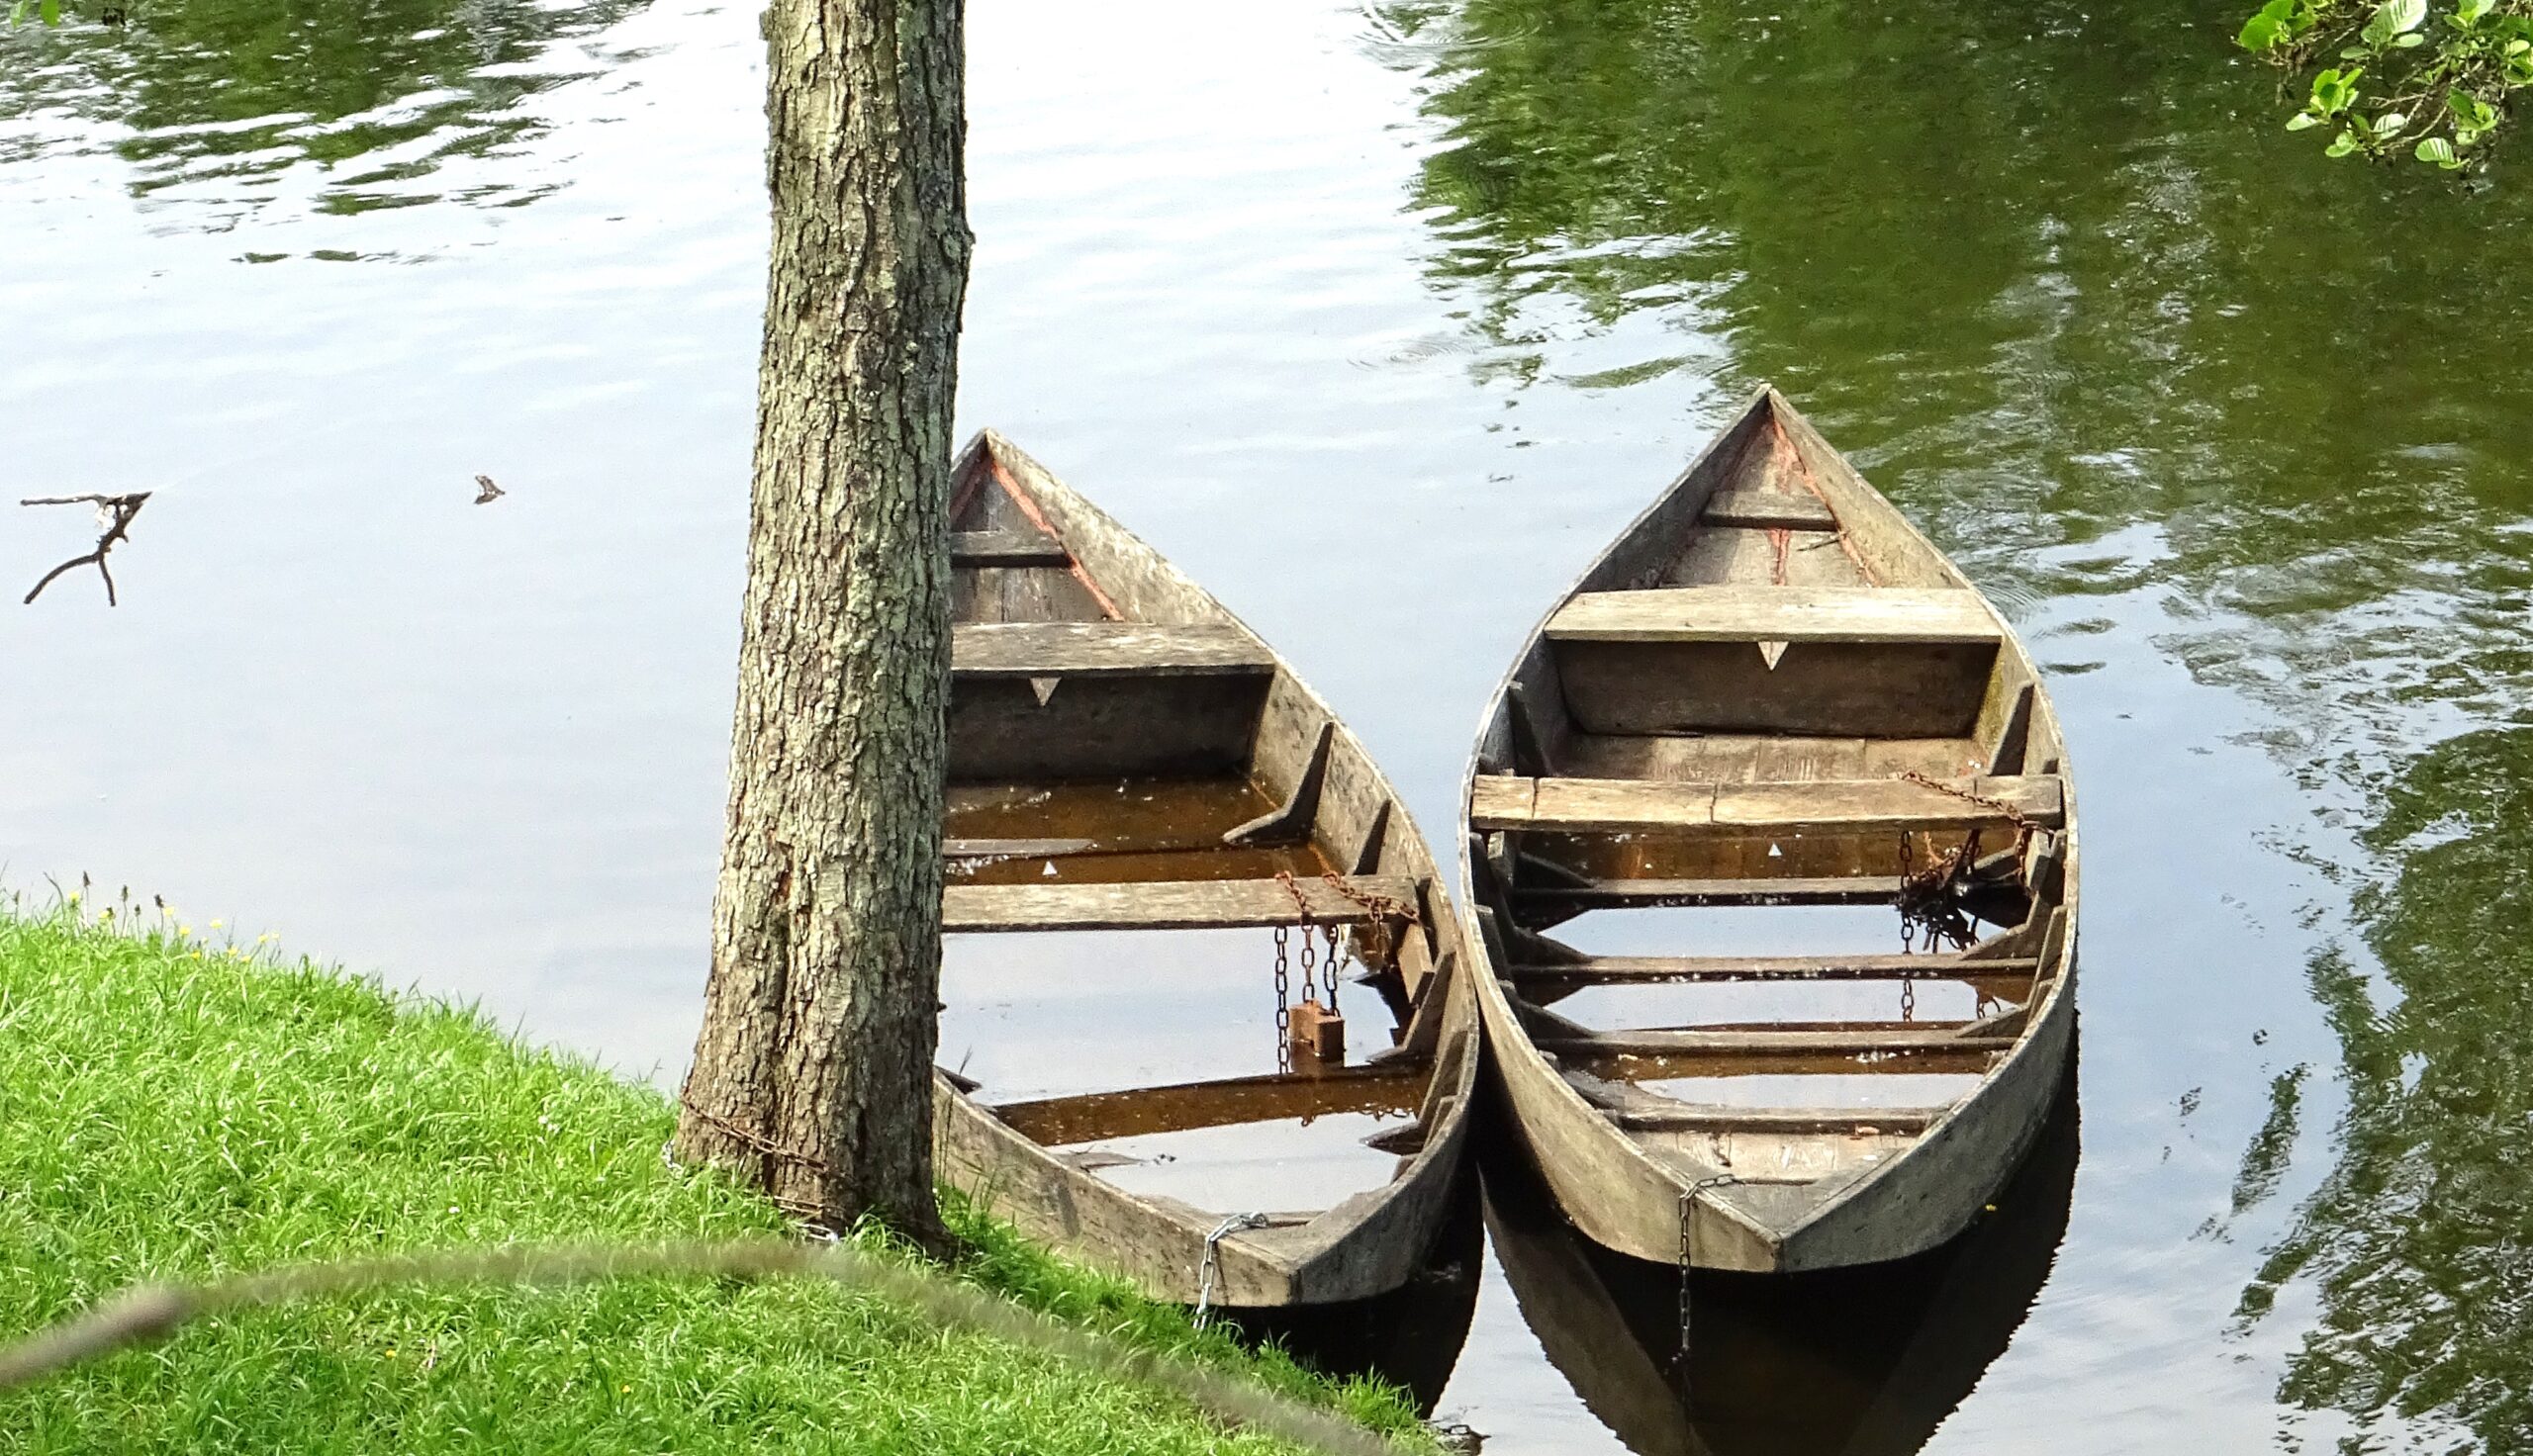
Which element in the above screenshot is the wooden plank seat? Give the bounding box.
[1549,1045,2005,1079]
[952,530,1073,568]
[1700,489,1837,531]
[951,621,1275,678]
[943,874,1421,934]
[991,1063,1424,1145]
[1508,954,2039,988]
[1607,1105,1947,1134]
[1544,586,2002,645]
[1538,1026,2017,1057]
[1511,875,1906,910]
[1469,774,2064,837]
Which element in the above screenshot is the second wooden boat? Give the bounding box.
[933,430,1480,1311]
[1458,387,2078,1272]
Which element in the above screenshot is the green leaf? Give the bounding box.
[6,0,27,22]
[2363,0,2426,44]
[37,0,55,22]
[2415,136,2460,164]
[2375,110,2410,134]
[2459,0,2492,23]
[2240,0,2301,48]
[2450,89,2498,131]
[2392,29,2425,44]
[2287,111,2325,129]
[2327,130,2362,155]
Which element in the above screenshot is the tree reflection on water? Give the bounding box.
[0,0,648,215]
[1375,0,2533,1445]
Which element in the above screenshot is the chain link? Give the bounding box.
[1193,1211,1269,1328]
[1901,974,1917,1023]
[1674,1190,1693,1380]
[1673,1174,1738,1382]
[1895,769,2040,833]
[1271,925,1291,1073]
[1273,869,1422,1062]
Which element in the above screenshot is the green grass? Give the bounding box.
[0,905,1428,1454]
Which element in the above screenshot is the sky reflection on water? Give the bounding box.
[6,0,2533,1448]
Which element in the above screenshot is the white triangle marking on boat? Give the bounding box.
[1757,640,1789,671]
[1029,676,1062,706]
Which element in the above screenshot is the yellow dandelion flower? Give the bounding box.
[209,919,223,930]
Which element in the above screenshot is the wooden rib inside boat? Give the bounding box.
[934,429,1479,1310]
[1457,386,2079,1273]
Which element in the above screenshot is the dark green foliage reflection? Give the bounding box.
[0,0,647,213]
[1379,0,2533,1444]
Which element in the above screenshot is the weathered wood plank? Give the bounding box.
[1609,1105,1947,1134]
[1546,586,2000,645]
[1511,875,1903,909]
[951,621,1273,678]
[1556,733,1983,783]
[1700,488,1838,531]
[952,530,1072,568]
[1554,638,2000,738]
[1471,774,2060,836]
[944,837,1095,860]
[991,1064,1425,1145]
[1540,1027,2017,1056]
[1509,954,2039,987]
[943,874,1421,933]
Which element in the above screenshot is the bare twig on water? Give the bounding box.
[19,493,151,606]
[0,1236,1412,1456]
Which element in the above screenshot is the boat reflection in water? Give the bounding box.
[1482,1065,2079,1455]
[1217,1173,1487,1414]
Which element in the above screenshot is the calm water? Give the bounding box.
[7,0,2532,1448]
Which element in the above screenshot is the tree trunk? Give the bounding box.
[673,0,971,1244]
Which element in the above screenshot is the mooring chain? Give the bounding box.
[1673,1174,1738,1380]
[1270,922,1292,1073]
[1192,1211,1270,1329]
[1894,770,2038,836]
[1891,772,2043,958]
[1273,870,1324,1061]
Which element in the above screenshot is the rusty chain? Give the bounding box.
[1272,869,1425,1057]
[1270,923,1292,1073]
[1892,772,2049,956]
[1895,770,2040,835]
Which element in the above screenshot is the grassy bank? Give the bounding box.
[0,906,1425,1453]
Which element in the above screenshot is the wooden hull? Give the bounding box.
[1478,1062,2080,1456]
[934,431,1480,1309]
[1457,387,2080,1272]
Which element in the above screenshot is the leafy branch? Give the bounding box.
[2240,0,2533,168]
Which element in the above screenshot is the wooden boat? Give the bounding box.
[932,429,1480,1310]
[1457,386,2078,1273]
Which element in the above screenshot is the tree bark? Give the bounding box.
[674,0,970,1244]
